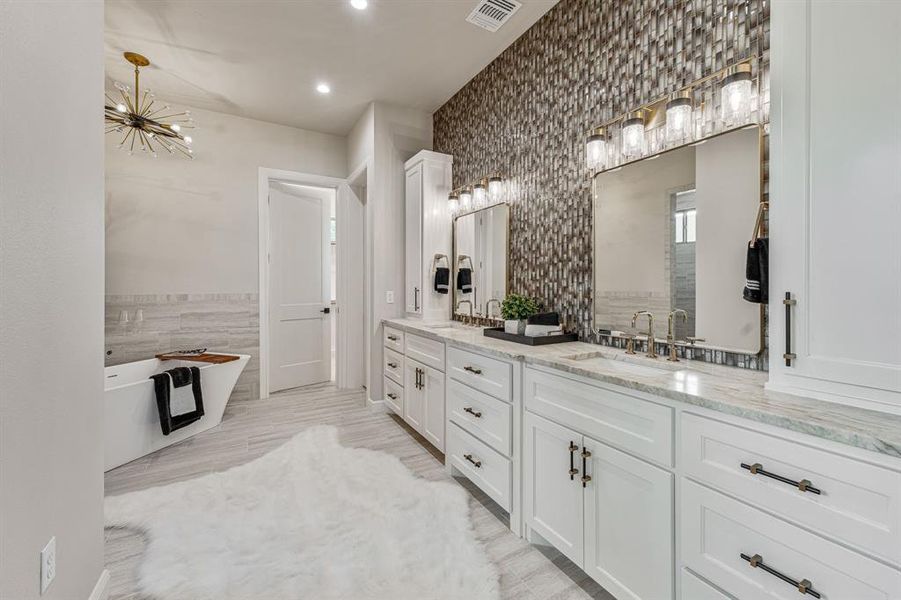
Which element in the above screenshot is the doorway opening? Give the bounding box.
[258,168,366,399]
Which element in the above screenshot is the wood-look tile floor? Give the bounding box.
[104,383,613,600]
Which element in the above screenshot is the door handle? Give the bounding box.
[414,287,420,311]
[569,441,579,480]
[783,292,796,367]
[320,307,331,314]
[581,448,591,487]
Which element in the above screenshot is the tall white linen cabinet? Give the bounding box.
[404,150,453,320]
[769,0,901,414]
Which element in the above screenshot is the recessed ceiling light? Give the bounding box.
[316,83,331,94]
[350,0,368,9]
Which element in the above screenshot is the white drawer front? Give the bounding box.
[682,413,901,566]
[447,346,512,403]
[524,367,673,467]
[681,570,733,600]
[447,378,512,456]
[447,422,511,511]
[405,333,445,372]
[383,327,404,353]
[383,375,403,416]
[682,480,901,600]
[383,348,404,385]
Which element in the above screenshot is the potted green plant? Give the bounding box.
[500,294,540,335]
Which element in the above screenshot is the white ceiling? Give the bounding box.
[105,0,558,135]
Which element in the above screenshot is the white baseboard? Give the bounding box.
[366,396,385,410]
[88,569,110,600]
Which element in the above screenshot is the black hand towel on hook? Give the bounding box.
[456,268,473,294]
[434,267,450,294]
[743,237,769,304]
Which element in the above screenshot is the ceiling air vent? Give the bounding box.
[466,0,522,32]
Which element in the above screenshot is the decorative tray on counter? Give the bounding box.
[483,327,579,346]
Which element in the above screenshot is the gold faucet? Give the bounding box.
[667,309,688,362]
[456,300,473,324]
[632,311,657,359]
[485,298,501,320]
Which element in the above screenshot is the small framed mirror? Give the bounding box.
[453,204,510,318]
[593,125,764,354]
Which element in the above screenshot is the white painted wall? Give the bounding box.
[347,102,432,402]
[106,107,347,294]
[0,2,106,598]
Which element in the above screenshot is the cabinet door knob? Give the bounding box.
[463,407,482,418]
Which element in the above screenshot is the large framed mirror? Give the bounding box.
[453,203,509,318]
[593,125,764,354]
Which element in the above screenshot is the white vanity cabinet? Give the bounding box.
[404,150,452,320]
[770,0,901,413]
[523,367,675,600]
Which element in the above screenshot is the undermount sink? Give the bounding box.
[560,351,676,377]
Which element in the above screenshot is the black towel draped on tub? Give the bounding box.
[149,366,204,435]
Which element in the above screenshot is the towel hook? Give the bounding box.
[457,254,474,270]
[750,201,769,243]
[433,253,449,269]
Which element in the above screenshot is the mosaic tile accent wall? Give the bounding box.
[435,0,769,363]
[105,294,260,401]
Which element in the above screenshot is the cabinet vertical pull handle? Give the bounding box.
[740,462,821,495]
[741,553,821,598]
[568,441,579,480]
[581,448,591,487]
[463,454,482,468]
[463,407,482,418]
[783,292,797,367]
[414,287,420,311]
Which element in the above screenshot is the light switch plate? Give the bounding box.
[40,536,56,594]
[386,291,394,304]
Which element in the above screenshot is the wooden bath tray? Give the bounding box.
[156,353,239,364]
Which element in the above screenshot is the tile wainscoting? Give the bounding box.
[105,294,260,401]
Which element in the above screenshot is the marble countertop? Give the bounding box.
[384,318,901,458]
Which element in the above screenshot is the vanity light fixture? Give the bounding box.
[488,176,504,202]
[621,111,646,158]
[459,187,473,209]
[447,191,459,211]
[105,52,196,158]
[586,126,607,171]
[665,91,693,145]
[473,179,487,206]
[720,63,753,126]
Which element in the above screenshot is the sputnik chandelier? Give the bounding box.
[105,52,195,158]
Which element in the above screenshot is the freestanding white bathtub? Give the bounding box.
[104,353,250,471]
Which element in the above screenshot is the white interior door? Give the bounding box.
[269,184,331,393]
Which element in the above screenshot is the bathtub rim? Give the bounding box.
[104,353,251,392]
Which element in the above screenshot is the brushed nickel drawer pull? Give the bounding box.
[741,553,821,598]
[463,365,483,375]
[386,393,397,400]
[463,407,482,418]
[387,335,398,342]
[569,441,579,480]
[741,462,822,495]
[463,454,482,468]
[581,448,591,487]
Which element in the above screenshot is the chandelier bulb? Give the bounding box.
[184,136,192,145]
[171,124,181,132]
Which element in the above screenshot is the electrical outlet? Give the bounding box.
[386,291,394,304]
[40,537,56,595]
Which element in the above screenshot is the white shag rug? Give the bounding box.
[105,425,500,600]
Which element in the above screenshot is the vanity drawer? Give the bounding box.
[682,413,901,566]
[383,327,404,353]
[681,479,901,600]
[383,348,404,385]
[682,570,734,600]
[405,333,445,372]
[523,367,673,467]
[447,421,512,512]
[447,346,512,403]
[383,376,403,416]
[447,378,512,456]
